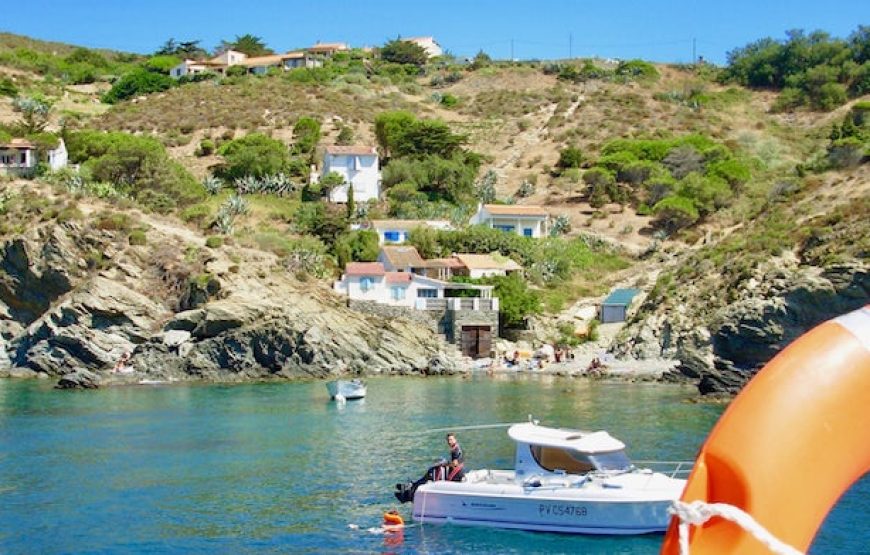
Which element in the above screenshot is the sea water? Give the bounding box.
[1,376,867,554]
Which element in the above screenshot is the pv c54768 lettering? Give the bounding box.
[538,504,587,517]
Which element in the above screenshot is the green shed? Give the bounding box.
[600,288,641,323]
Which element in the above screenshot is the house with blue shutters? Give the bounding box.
[469,203,549,238]
[370,219,453,245]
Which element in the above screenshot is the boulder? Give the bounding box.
[56,368,101,389]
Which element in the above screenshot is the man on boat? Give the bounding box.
[394,433,465,503]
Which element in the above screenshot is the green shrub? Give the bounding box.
[292,116,321,156]
[205,236,223,248]
[556,146,584,170]
[103,69,175,103]
[217,133,292,179]
[128,229,147,245]
[615,59,659,81]
[181,203,212,224]
[652,196,699,231]
[196,138,215,156]
[94,211,133,231]
[67,130,202,207]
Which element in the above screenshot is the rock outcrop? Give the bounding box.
[0,220,465,384]
[613,261,869,395]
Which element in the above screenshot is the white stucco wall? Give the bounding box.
[48,139,67,171]
[470,207,547,238]
[325,153,380,203]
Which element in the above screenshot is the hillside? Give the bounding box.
[1,32,867,393]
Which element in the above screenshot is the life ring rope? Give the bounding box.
[669,500,803,555]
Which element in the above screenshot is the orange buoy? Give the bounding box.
[383,510,405,527]
[662,306,870,554]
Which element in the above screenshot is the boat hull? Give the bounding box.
[412,479,678,534]
[326,380,366,400]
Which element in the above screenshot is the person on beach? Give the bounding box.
[112,351,131,374]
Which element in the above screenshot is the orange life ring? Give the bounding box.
[662,305,870,554]
[383,511,405,526]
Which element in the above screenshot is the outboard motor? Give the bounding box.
[394,482,416,503]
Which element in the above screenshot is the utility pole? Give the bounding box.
[569,33,573,59]
[511,38,514,61]
[692,37,696,64]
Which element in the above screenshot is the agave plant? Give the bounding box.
[64,174,85,193]
[549,214,571,237]
[233,175,259,195]
[213,209,236,235]
[224,193,249,216]
[202,175,223,195]
[475,169,497,204]
[516,180,535,198]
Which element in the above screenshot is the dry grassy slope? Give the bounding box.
[2,36,857,253]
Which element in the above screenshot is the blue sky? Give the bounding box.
[3,0,867,64]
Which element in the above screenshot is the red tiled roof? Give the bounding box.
[326,145,377,156]
[483,204,548,217]
[345,262,385,276]
[385,272,412,284]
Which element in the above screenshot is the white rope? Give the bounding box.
[669,500,804,555]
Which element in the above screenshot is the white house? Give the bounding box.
[307,42,350,56]
[0,138,67,176]
[169,59,226,78]
[334,262,496,310]
[322,146,381,203]
[211,49,248,66]
[281,51,322,69]
[370,219,452,245]
[403,36,443,58]
[469,203,549,238]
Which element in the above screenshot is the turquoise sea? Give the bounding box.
[1,376,867,554]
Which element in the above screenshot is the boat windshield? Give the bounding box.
[588,450,632,471]
[530,446,632,474]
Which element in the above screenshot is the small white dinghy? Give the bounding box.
[326,379,366,400]
[394,421,690,535]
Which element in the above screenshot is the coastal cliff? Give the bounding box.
[0,218,463,384]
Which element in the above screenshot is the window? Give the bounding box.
[20,152,27,164]
[360,277,374,292]
[494,224,516,233]
[390,286,406,300]
[529,446,631,474]
[417,288,437,298]
[384,231,401,243]
[523,228,534,237]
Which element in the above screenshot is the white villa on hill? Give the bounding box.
[334,262,497,311]
[469,203,549,238]
[170,49,321,78]
[370,219,453,245]
[321,145,381,203]
[402,36,443,58]
[0,138,67,176]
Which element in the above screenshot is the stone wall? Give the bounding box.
[346,300,499,345]
[347,299,439,332]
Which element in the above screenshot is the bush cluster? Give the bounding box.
[723,27,869,111]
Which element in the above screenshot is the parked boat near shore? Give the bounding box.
[326,379,367,400]
[395,421,690,534]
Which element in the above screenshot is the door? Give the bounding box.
[461,326,492,359]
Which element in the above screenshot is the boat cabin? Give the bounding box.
[508,423,631,478]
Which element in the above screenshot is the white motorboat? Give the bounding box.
[395,422,689,535]
[326,379,366,400]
